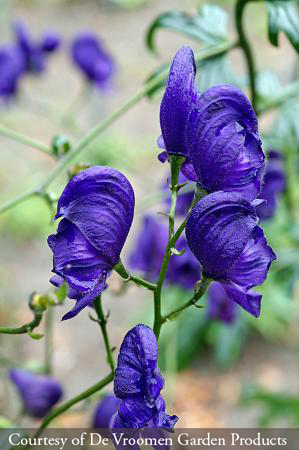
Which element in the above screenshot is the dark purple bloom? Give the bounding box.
[185,191,276,317]
[10,369,63,418]
[71,33,115,89]
[207,282,237,324]
[93,394,120,429]
[163,172,195,216]
[14,21,61,73]
[256,151,285,220]
[111,324,178,431]
[48,166,135,320]
[187,84,265,201]
[0,45,25,101]
[129,215,200,290]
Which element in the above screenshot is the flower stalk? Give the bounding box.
[93,296,115,372]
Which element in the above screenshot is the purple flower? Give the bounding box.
[163,172,195,216]
[185,191,276,317]
[14,21,61,73]
[71,32,115,89]
[92,394,120,429]
[129,215,200,290]
[111,324,178,430]
[160,46,198,158]
[0,45,25,101]
[48,166,135,320]
[10,369,63,418]
[256,151,285,220]
[207,282,237,324]
[187,84,265,201]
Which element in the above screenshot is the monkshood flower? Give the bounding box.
[158,46,198,180]
[48,166,135,320]
[129,215,200,290]
[207,282,237,324]
[111,324,178,431]
[186,84,265,201]
[93,394,120,429]
[256,151,285,220]
[71,32,115,89]
[14,21,61,73]
[163,172,195,216]
[0,45,25,101]
[185,191,276,317]
[10,369,63,418]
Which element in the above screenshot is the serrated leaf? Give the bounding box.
[267,1,299,53]
[146,5,228,54]
[197,54,242,92]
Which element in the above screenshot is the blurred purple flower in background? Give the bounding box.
[92,394,120,429]
[187,84,265,201]
[186,191,276,318]
[129,215,200,290]
[111,324,178,430]
[71,32,115,89]
[0,45,25,101]
[163,172,195,216]
[256,151,285,220]
[13,21,61,73]
[207,282,238,324]
[48,166,135,320]
[10,369,63,418]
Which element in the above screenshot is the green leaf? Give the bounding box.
[197,54,242,92]
[266,1,299,53]
[146,5,228,54]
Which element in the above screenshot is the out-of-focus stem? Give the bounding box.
[0,311,43,335]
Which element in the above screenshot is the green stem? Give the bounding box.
[235,0,257,110]
[0,43,234,216]
[153,156,184,340]
[93,296,115,372]
[0,311,43,334]
[0,123,52,156]
[44,308,53,375]
[32,372,114,439]
[114,260,157,291]
[162,277,210,323]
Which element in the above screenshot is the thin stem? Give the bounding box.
[0,43,234,216]
[235,0,257,110]
[0,189,38,215]
[114,260,157,291]
[162,277,210,323]
[0,310,43,335]
[93,296,115,372]
[44,308,53,375]
[0,123,52,156]
[31,372,114,440]
[153,156,184,340]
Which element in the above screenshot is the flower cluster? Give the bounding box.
[10,369,63,418]
[111,324,178,431]
[48,166,135,320]
[159,46,276,318]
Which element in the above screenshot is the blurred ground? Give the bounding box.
[0,0,298,429]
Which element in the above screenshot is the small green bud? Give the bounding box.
[51,134,71,158]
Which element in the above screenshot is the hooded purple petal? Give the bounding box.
[207,282,237,324]
[112,325,178,435]
[186,192,275,317]
[93,394,121,429]
[185,191,258,278]
[10,369,63,418]
[256,151,285,220]
[48,166,134,320]
[160,46,198,157]
[13,21,60,73]
[71,32,115,89]
[0,45,25,100]
[187,85,264,200]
